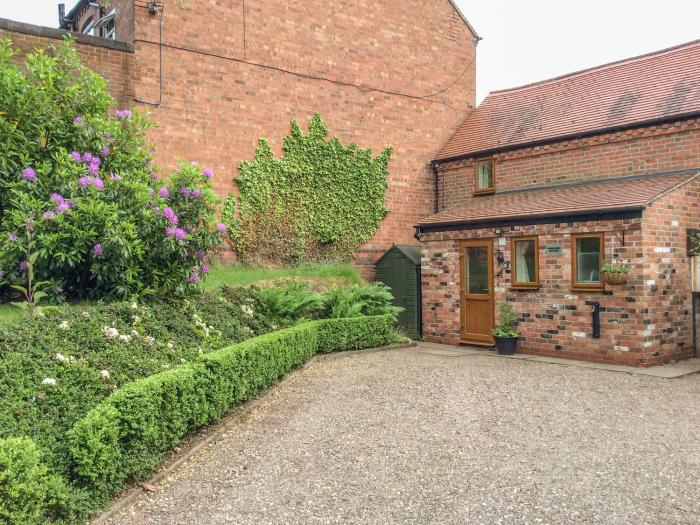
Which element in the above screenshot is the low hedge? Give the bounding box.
[1,314,400,523]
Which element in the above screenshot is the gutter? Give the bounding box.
[414,207,644,237]
[432,110,700,166]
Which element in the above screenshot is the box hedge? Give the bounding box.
[1,314,400,523]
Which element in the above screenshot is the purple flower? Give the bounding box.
[74,116,83,125]
[181,188,192,198]
[151,172,158,181]
[196,250,206,260]
[191,188,201,197]
[159,187,169,198]
[216,223,227,233]
[70,151,82,162]
[165,226,177,237]
[57,205,70,215]
[82,152,93,163]
[109,172,121,182]
[93,244,104,257]
[163,207,178,225]
[200,264,210,274]
[93,178,104,190]
[202,167,214,179]
[22,167,36,182]
[116,109,133,120]
[87,162,100,176]
[8,233,18,242]
[78,176,91,187]
[174,228,187,241]
[43,210,56,220]
[19,260,28,272]
[148,188,155,196]
[187,273,201,284]
[51,193,65,205]
[101,146,110,157]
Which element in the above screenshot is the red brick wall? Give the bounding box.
[437,119,700,212]
[0,20,134,107]
[420,179,700,367]
[640,176,700,363]
[130,0,477,277]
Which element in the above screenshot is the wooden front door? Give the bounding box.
[459,239,494,345]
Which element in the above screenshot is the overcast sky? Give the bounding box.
[1,1,698,103]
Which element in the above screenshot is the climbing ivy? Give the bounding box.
[225,114,392,264]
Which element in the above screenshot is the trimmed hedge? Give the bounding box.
[0,314,400,523]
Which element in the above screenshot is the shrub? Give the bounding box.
[493,301,518,338]
[68,315,400,507]
[226,114,392,264]
[0,39,223,300]
[321,282,403,318]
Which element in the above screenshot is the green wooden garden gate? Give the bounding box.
[375,245,422,339]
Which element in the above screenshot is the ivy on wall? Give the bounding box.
[225,114,392,264]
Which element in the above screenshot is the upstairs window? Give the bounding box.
[474,157,495,194]
[572,233,604,290]
[511,236,539,289]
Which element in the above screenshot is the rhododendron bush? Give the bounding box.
[0,39,224,299]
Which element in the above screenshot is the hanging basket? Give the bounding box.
[602,271,627,285]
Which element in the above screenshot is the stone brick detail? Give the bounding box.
[437,119,700,212]
[419,175,700,367]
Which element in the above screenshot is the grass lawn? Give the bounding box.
[0,264,365,328]
[203,263,364,289]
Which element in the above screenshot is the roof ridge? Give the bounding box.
[488,38,700,97]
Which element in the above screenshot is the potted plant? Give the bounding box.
[601,261,631,285]
[493,301,519,355]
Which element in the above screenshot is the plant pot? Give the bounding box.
[494,336,519,355]
[602,271,628,285]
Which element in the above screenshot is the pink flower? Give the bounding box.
[202,167,214,179]
[187,273,201,283]
[181,188,192,198]
[116,109,132,119]
[159,187,169,198]
[216,223,226,233]
[93,244,104,257]
[8,233,18,242]
[93,178,104,190]
[174,228,187,241]
[109,172,121,182]
[70,151,82,162]
[151,172,158,181]
[200,264,210,274]
[87,162,100,176]
[43,210,56,220]
[19,260,28,272]
[163,207,178,225]
[74,116,83,125]
[101,146,110,157]
[78,176,91,187]
[22,167,36,182]
[191,188,201,197]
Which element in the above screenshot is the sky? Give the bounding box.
[1,0,699,103]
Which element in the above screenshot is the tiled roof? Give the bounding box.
[417,171,699,228]
[435,40,700,161]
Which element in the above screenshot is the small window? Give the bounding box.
[473,157,495,194]
[572,233,604,290]
[511,236,539,289]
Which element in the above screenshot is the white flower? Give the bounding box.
[55,353,66,362]
[241,304,254,318]
[118,334,132,343]
[130,302,138,310]
[166,341,174,349]
[82,311,90,317]
[58,320,69,330]
[42,377,57,387]
[144,336,155,346]
[180,358,186,363]
[102,327,120,338]
[130,329,139,338]
[100,370,111,379]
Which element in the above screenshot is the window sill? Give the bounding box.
[510,285,539,291]
[473,189,495,196]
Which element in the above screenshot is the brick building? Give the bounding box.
[1,0,479,278]
[417,40,700,366]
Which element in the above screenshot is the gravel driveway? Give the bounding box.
[105,344,700,525]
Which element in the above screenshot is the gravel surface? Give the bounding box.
[105,345,700,524]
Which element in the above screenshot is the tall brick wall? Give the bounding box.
[0,18,134,107]
[130,0,477,277]
[437,119,700,212]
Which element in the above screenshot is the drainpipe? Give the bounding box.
[693,293,698,357]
